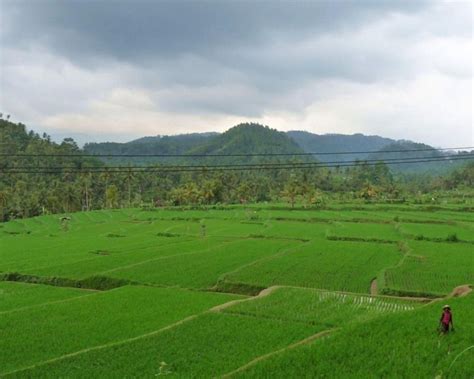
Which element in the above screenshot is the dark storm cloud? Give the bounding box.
[1,0,470,147]
[2,0,427,63]
[1,0,432,118]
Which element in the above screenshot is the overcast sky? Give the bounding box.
[0,0,472,146]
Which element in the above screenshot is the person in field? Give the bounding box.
[439,305,454,334]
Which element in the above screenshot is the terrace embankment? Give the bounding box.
[0,272,132,291]
[210,285,282,312]
[450,284,472,297]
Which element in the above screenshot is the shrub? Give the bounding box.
[445,233,459,242]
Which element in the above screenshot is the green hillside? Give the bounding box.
[287,130,395,162]
[186,123,307,164]
[83,133,217,165]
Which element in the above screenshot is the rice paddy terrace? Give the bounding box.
[1,204,473,378]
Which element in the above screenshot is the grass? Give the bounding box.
[8,287,428,378]
[222,286,424,327]
[6,312,320,378]
[399,223,474,242]
[0,204,473,378]
[383,241,474,296]
[107,238,298,289]
[232,293,474,379]
[0,282,92,313]
[0,285,240,375]
[221,239,401,293]
[11,237,230,279]
[326,221,401,242]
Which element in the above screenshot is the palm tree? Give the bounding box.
[200,180,216,204]
[100,169,111,208]
[106,185,119,209]
[126,168,134,208]
[0,190,8,221]
[281,178,300,208]
[80,172,92,211]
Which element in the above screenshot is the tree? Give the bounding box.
[62,185,79,212]
[125,169,134,208]
[360,184,378,201]
[106,185,119,208]
[0,189,8,221]
[281,178,300,208]
[100,170,111,207]
[200,179,220,204]
[236,182,252,204]
[80,173,93,211]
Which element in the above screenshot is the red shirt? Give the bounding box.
[442,311,452,324]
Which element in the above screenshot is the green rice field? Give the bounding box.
[1,204,473,378]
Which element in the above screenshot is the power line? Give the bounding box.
[5,153,474,170]
[1,146,473,158]
[2,156,473,175]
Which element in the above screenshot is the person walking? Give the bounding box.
[439,305,454,334]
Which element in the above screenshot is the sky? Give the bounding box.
[0,0,472,146]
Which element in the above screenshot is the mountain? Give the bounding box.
[369,141,460,173]
[83,132,218,164]
[287,131,396,163]
[129,132,218,145]
[80,123,468,172]
[286,132,470,173]
[186,123,306,164]
[83,123,307,165]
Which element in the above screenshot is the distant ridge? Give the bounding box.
[81,122,467,172]
[286,131,396,163]
[129,132,218,145]
[369,141,446,173]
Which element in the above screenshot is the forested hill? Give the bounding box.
[85,127,396,162]
[84,133,218,165]
[82,125,470,172]
[369,141,472,173]
[0,119,100,167]
[130,132,218,145]
[0,119,103,218]
[84,123,307,164]
[82,124,400,165]
[85,132,218,154]
[287,131,396,163]
[185,123,306,164]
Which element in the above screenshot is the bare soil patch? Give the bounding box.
[370,279,378,296]
[450,285,472,298]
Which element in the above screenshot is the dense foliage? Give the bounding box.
[1,119,473,221]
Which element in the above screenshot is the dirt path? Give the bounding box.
[220,329,337,378]
[370,279,378,296]
[450,284,472,298]
[210,286,282,312]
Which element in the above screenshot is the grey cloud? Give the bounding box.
[2,0,428,64]
[1,0,471,145]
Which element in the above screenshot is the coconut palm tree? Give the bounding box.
[0,190,8,221]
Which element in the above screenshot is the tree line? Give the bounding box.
[0,119,472,221]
